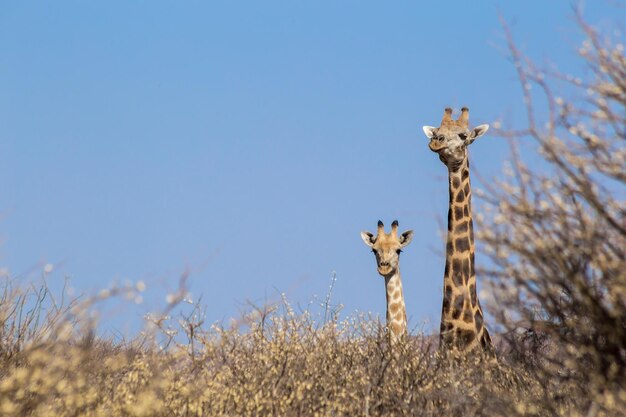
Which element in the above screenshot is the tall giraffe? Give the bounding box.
[361,220,414,343]
[422,107,494,354]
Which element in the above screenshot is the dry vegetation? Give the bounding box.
[475,10,626,417]
[0,281,540,417]
[1,10,625,417]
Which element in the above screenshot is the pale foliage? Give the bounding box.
[477,9,626,417]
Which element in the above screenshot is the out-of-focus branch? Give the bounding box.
[478,9,626,415]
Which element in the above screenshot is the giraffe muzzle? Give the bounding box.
[377,262,393,275]
[428,139,447,152]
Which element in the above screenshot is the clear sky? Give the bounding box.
[1,1,622,336]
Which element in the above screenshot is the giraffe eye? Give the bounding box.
[459,133,468,140]
[396,249,403,254]
[372,249,377,254]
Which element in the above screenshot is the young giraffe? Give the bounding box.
[361,220,414,343]
[422,107,494,354]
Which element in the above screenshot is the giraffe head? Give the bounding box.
[361,220,414,276]
[422,107,489,170]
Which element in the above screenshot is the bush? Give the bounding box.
[0,280,541,417]
[477,9,626,416]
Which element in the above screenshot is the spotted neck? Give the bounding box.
[384,269,407,342]
[440,158,493,353]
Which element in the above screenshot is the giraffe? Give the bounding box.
[361,220,414,343]
[422,107,494,354]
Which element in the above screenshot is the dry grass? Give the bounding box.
[0,280,609,417]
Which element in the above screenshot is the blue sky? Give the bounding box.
[1,1,622,336]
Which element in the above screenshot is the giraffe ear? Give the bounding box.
[422,126,437,139]
[360,231,376,248]
[399,230,414,247]
[469,124,489,140]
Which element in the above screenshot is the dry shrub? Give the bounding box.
[477,8,626,416]
[1,282,542,417]
[0,278,77,361]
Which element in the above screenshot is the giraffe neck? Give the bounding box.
[440,158,493,353]
[384,269,407,342]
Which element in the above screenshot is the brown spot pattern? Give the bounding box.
[454,206,464,221]
[469,284,476,307]
[461,259,470,278]
[463,309,474,323]
[451,259,462,285]
[455,237,470,252]
[452,297,463,319]
[455,221,468,233]
[390,303,399,315]
[475,310,484,332]
[456,329,476,346]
